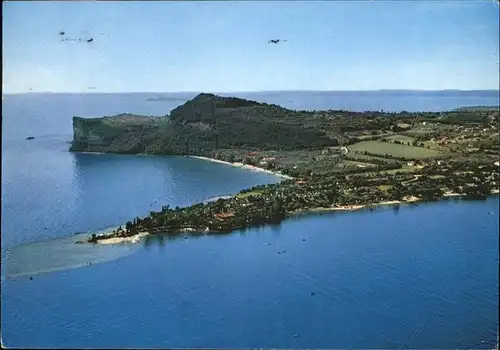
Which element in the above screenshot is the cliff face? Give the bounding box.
[69,93,339,155]
[70,114,168,154]
[71,117,108,150]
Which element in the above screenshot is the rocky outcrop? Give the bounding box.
[70,114,167,154]
[71,117,110,150]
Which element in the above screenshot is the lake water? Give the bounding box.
[1,91,499,348]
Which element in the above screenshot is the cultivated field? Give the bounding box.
[386,134,414,143]
[349,141,443,159]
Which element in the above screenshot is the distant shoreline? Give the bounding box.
[291,191,499,216]
[291,194,448,215]
[187,155,294,180]
[4,89,500,95]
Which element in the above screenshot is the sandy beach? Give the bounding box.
[93,231,150,245]
[443,192,462,197]
[331,204,367,211]
[188,156,293,180]
[293,204,366,214]
[293,196,424,215]
[79,151,106,155]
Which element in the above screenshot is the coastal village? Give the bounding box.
[81,96,500,244]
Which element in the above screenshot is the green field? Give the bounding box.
[349,141,442,159]
[396,123,411,129]
[382,166,419,174]
[422,140,450,151]
[378,184,394,191]
[363,165,418,177]
[343,160,376,167]
[357,132,394,140]
[430,175,447,179]
[386,134,414,143]
[237,189,264,198]
[346,154,400,164]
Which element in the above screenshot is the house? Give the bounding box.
[263,157,276,162]
[215,212,235,221]
[495,161,500,167]
[296,180,307,185]
[407,161,415,167]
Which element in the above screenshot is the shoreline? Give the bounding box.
[79,151,106,155]
[74,152,293,180]
[291,192,500,215]
[90,231,150,245]
[292,196,421,215]
[188,155,293,180]
[87,192,498,245]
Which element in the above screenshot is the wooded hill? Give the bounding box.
[70,93,339,154]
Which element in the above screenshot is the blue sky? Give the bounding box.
[2,1,499,93]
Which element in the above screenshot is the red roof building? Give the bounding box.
[215,212,235,221]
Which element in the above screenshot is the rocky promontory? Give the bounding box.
[69,93,339,155]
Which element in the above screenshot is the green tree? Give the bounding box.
[156,215,166,226]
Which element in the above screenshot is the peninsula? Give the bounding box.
[69,93,499,244]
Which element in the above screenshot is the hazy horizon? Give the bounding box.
[3,0,499,93]
[4,89,500,96]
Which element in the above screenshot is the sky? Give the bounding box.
[2,1,499,93]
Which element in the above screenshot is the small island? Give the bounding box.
[69,94,500,244]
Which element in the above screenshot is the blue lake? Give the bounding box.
[1,92,499,348]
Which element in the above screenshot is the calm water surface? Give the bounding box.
[1,92,499,348]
